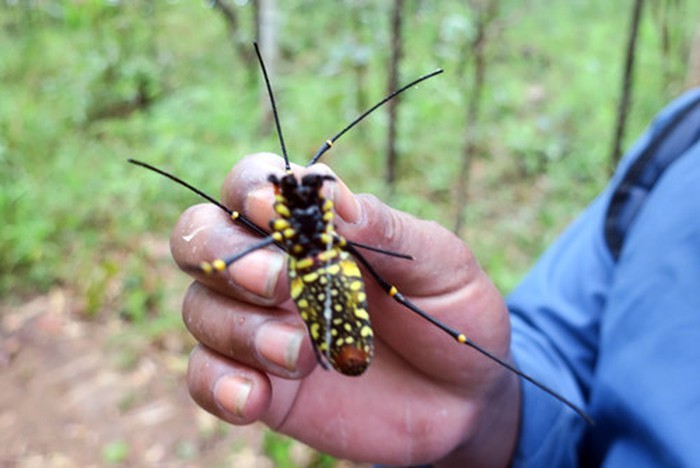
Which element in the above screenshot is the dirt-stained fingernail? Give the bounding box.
[214,374,252,417]
[230,250,285,299]
[255,322,305,372]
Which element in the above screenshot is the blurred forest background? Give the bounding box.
[1,0,699,466]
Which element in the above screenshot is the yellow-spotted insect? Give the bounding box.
[129,44,592,423]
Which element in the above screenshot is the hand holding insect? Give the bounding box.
[130,43,589,465]
[172,152,521,466]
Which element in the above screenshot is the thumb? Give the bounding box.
[326,174,511,385]
[335,189,480,298]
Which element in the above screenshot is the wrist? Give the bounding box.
[435,370,521,468]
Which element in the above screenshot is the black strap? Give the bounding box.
[604,93,700,260]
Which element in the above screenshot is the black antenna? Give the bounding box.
[254,42,291,172]
[307,68,444,167]
[127,159,270,239]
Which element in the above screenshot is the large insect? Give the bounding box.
[129,44,592,424]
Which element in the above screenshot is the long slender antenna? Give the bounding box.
[254,42,291,172]
[307,68,444,167]
[127,158,270,239]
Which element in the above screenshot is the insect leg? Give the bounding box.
[198,235,280,275]
[346,244,594,425]
[346,239,414,260]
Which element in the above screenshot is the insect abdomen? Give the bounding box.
[289,249,374,376]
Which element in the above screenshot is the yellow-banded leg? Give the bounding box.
[346,243,595,425]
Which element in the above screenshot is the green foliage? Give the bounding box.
[1,0,697,327]
[262,431,295,468]
[101,440,129,464]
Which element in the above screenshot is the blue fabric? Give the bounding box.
[510,88,700,467]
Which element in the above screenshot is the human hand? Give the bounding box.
[170,153,520,467]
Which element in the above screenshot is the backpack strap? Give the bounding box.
[605,92,700,260]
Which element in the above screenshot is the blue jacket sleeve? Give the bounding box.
[509,88,700,466]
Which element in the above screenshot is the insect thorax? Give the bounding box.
[268,172,337,256]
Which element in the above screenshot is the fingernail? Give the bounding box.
[230,250,285,298]
[337,192,361,224]
[332,179,362,224]
[214,375,252,417]
[256,322,305,372]
[245,187,277,227]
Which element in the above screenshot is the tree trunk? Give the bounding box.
[210,0,255,67]
[686,17,700,88]
[609,0,645,173]
[256,0,278,136]
[453,0,499,235]
[385,0,404,187]
[350,5,369,131]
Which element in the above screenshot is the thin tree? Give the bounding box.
[210,0,256,68]
[687,18,700,88]
[349,4,370,132]
[453,0,499,234]
[609,0,645,173]
[386,0,404,187]
[256,0,278,135]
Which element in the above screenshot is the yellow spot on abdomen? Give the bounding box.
[354,308,370,321]
[319,249,339,262]
[274,203,291,218]
[290,278,303,299]
[296,258,314,269]
[310,323,320,340]
[302,272,319,283]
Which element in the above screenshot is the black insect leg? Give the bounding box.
[346,239,414,260]
[198,235,280,274]
[346,244,594,425]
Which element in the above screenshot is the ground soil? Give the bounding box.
[0,285,287,467]
[0,242,364,467]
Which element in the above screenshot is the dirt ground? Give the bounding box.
[0,268,364,467]
[0,285,282,467]
[0,229,374,467]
